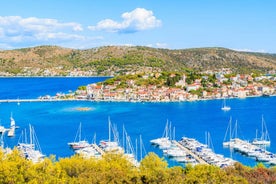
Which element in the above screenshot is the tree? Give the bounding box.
[78,86,87,90]
[139,152,169,183]
[183,164,246,184]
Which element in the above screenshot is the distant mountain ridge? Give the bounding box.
[0,45,275,76]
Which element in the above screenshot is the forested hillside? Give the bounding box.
[0,45,276,76]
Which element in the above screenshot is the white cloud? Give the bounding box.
[0,16,83,45]
[88,8,162,33]
[155,42,168,48]
[147,42,168,48]
[232,48,267,53]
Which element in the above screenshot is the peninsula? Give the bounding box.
[52,70,276,102]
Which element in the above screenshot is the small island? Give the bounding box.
[75,107,92,111]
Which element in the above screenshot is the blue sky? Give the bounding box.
[0,0,275,53]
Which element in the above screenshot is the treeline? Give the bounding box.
[1,150,276,183]
[102,71,218,89]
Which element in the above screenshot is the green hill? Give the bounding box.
[0,45,275,76]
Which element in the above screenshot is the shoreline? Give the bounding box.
[0,94,275,104]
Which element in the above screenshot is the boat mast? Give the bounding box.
[140,134,142,161]
[0,133,3,148]
[135,138,138,161]
[29,124,32,145]
[169,121,172,140]
[122,124,125,149]
[262,116,270,142]
[93,133,96,144]
[79,122,82,142]
[108,117,111,143]
[229,117,232,141]
[24,128,27,143]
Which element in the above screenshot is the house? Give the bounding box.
[186,83,200,92]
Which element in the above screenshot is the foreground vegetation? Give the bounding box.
[1,150,276,184]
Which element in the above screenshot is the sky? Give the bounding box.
[0,0,275,53]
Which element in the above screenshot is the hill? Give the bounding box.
[0,45,276,76]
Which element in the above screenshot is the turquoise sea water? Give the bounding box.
[0,77,275,167]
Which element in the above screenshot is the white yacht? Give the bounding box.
[252,116,270,146]
[221,98,231,111]
[68,122,90,150]
[17,125,45,163]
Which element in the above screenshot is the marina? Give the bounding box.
[150,122,236,167]
[68,119,140,167]
[179,137,236,167]
[224,138,276,166]
[152,134,236,167]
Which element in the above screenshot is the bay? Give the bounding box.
[0,77,110,99]
[0,77,275,167]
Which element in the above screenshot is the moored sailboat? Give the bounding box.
[68,122,90,150]
[8,113,19,137]
[17,124,45,163]
[99,117,123,153]
[221,98,231,111]
[252,116,270,146]
[223,117,234,147]
[150,120,173,149]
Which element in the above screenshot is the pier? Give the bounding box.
[172,140,208,164]
[91,143,105,156]
[225,138,276,165]
[179,137,236,167]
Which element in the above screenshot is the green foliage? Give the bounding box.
[224,73,235,78]
[5,68,22,75]
[223,79,232,85]
[184,164,247,184]
[78,86,87,90]
[140,152,169,183]
[184,71,201,85]
[166,74,181,86]
[201,78,208,87]
[103,78,116,85]
[189,88,203,97]
[1,149,276,183]
[208,74,216,83]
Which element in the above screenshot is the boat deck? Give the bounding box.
[7,127,15,137]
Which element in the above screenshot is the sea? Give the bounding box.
[0,77,275,167]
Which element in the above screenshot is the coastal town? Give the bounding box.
[54,69,276,102]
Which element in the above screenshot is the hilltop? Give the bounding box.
[0,45,276,76]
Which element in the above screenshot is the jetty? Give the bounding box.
[179,137,236,167]
[153,136,235,167]
[225,138,276,166]
[172,140,207,164]
[91,143,105,155]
